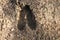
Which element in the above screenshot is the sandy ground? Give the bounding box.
[0,0,60,40]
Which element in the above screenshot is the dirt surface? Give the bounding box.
[0,0,60,40]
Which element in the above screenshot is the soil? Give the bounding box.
[0,0,60,40]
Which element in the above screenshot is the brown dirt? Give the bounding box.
[0,0,60,40]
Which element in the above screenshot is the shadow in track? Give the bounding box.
[17,5,37,30]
